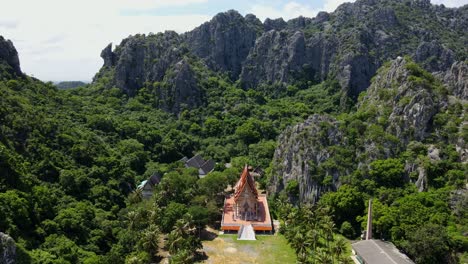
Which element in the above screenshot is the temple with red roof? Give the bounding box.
[221,165,273,232]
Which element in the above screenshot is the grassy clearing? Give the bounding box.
[201,234,296,264]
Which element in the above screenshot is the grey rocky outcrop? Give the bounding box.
[0,232,16,264]
[264,18,287,31]
[158,60,203,113]
[92,31,208,114]
[93,0,467,112]
[271,57,453,202]
[240,30,307,89]
[271,114,346,203]
[184,10,260,79]
[359,57,441,145]
[0,36,22,79]
[442,61,468,100]
[415,41,454,72]
[100,43,116,68]
[95,32,189,100]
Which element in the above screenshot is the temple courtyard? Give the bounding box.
[201,233,296,264]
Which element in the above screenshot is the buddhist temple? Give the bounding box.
[221,165,273,233]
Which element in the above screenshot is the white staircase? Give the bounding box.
[237,224,256,240]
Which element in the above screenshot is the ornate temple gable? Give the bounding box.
[221,165,273,232]
[234,165,258,202]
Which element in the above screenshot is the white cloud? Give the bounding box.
[431,0,468,7]
[247,0,352,21]
[1,0,466,81]
[250,1,320,21]
[322,0,355,12]
[321,0,467,12]
[0,0,210,81]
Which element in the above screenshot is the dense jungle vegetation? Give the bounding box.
[1,56,466,264]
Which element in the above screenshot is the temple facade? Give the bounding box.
[233,165,259,220]
[221,165,272,232]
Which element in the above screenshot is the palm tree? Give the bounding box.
[148,205,161,225]
[128,188,142,204]
[168,220,188,253]
[321,215,335,249]
[127,210,140,230]
[307,228,320,252]
[337,256,354,264]
[140,224,160,256]
[314,247,333,264]
[291,230,310,263]
[332,237,348,261]
[169,249,193,264]
[167,216,200,254]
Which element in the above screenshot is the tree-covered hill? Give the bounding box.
[0,0,467,263]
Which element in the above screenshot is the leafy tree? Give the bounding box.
[404,224,453,264]
[161,202,188,233]
[369,159,405,187]
[319,185,364,232]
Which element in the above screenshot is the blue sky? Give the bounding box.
[0,0,466,81]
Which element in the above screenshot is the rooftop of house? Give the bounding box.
[181,154,215,176]
[137,173,161,189]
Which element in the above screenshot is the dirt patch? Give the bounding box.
[201,234,296,264]
[224,247,237,253]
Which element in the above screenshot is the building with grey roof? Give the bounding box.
[137,173,161,199]
[351,239,414,264]
[181,154,215,177]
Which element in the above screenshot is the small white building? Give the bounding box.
[137,173,161,199]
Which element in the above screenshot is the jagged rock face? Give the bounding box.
[415,41,454,72]
[287,16,313,29]
[94,1,467,112]
[240,30,307,88]
[158,60,202,113]
[184,10,260,79]
[442,61,468,100]
[449,188,468,218]
[271,57,454,202]
[0,232,16,264]
[93,31,207,113]
[0,36,22,79]
[100,43,115,68]
[405,145,441,192]
[359,57,441,145]
[242,0,464,97]
[264,18,287,31]
[314,12,330,24]
[113,32,186,97]
[336,53,378,98]
[271,114,346,203]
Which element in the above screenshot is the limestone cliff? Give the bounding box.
[271,57,466,203]
[184,10,261,79]
[0,232,16,264]
[271,114,346,203]
[0,36,22,80]
[93,1,467,112]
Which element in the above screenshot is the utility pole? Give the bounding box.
[366,199,372,240]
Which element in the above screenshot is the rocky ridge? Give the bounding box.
[271,57,467,202]
[270,114,346,202]
[0,36,22,80]
[94,0,467,113]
